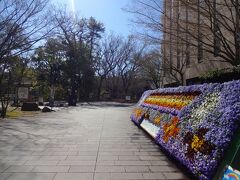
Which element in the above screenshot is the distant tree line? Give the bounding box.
[0,0,162,117]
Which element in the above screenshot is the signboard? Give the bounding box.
[18,87,29,99]
[140,119,160,138]
[222,166,240,180]
[125,96,131,101]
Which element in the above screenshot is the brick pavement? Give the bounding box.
[0,102,189,180]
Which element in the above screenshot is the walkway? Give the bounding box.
[0,102,188,180]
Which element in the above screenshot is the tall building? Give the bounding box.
[161,0,233,87]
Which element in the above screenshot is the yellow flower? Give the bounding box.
[154,116,161,125]
[191,135,204,151]
[134,108,143,118]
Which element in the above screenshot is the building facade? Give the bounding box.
[161,0,233,87]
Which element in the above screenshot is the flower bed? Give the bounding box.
[130,80,240,180]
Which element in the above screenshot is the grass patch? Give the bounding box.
[6,107,41,118]
[6,107,23,118]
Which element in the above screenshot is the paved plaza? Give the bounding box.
[0,103,188,180]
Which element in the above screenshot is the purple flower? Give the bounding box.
[130,80,240,179]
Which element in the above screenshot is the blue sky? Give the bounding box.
[51,0,132,36]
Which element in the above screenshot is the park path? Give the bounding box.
[0,102,188,180]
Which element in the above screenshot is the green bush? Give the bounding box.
[200,66,240,83]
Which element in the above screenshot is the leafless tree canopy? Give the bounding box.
[123,0,163,44]
[0,0,54,117]
[0,0,53,59]
[125,0,240,86]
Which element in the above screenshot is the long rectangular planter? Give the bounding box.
[130,80,240,180]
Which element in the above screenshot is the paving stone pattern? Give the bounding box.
[0,102,189,180]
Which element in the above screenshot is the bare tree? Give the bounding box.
[95,34,122,100]
[138,50,163,88]
[160,0,240,66]
[0,0,53,61]
[117,39,146,97]
[115,37,135,97]
[123,0,163,44]
[176,0,240,66]
[103,37,148,99]
[0,0,53,117]
[126,0,240,86]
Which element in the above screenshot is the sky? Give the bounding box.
[51,0,132,36]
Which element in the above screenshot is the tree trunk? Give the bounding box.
[153,79,160,89]
[1,100,5,118]
[68,78,77,106]
[97,77,104,101]
[180,73,187,86]
[1,97,8,118]
[49,84,55,107]
[1,106,7,118]
[124,87,129,98]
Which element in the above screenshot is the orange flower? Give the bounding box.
[153,116,161,125]
[162,117,180,143]
[134,108,143,118]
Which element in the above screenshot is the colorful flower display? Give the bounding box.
[162,116,180,143]
[144,93,200,110]
[130,80,240,180]
[130,107,148,124]
[183,128,215,159]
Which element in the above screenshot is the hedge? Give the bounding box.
[130,80,240,180]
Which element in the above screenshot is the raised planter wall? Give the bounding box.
[130,80,240,180]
